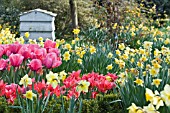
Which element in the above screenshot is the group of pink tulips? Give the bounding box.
[0,39,62,72]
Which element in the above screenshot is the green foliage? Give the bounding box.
[0,0,21,35]
[0,94,122,113]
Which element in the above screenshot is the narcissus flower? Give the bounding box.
[59,70,67,81]
[145,88,155,102]
[24,32,30,38]
[38,37,43,41]
[143,103,159,113]
[107,52,113,58]
[127,103,140,113]
[118,43,125,50]
[76,80,90,93]
[77,58,82,64]
[46,71,59,88]
[106,64,113,70]
[72,28,80,34]
[161,84,170,106]
[143,41,153,49]
[19,74,32,87]
[150,68,159,77]
[134,78,144,86]
[89,46,96,54]
[152,79,162,88]
[63,51,70,61]
[24,90,36,100]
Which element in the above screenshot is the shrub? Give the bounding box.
[0,94,122,113]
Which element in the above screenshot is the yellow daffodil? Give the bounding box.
[137,40,141,45]
[137,61,144,68]
[143,71,147,76]
[71,40,76,45]
[143,41,153,49]
[122,54,129,60]
[76,80,90,93]
[89,46,96,54]
[112,23,117,29]
[140,56,147,62]
[24,32,30,38]
[161,84,170,106]
[119,60,125,69]
[134,78,144,86]
[139,48,145,55]
[131,32,135,37]
[127,103,139,113]
[63,51,70,61]
[59,70,67,81]
[64,43,72,50]
[153,63,161,69]
[118,43,125,50]
[107,52,113,58]
[145,88,155,102]
[152,79,162,88]
[116,50,121,56]
[106,64,113,70]
[60,39,65,44]
[75,37,79,41]
[46,71,59,88]
[150,68,159,77]
[152,91,164,110]
[19,74,32,87]
[72,28,80,35]
[38,37,43,41]
[24,90,36,101]
[77,58,82,64]
[130,58,135,63]
[143,103,159,113]
[164,38,170,45]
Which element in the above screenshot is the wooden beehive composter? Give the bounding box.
[20,8,57,41]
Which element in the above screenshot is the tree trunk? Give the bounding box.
[69,0,78,29]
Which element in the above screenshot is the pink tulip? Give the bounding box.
[44,40,56,49]
[48,48,60,56]
[43,53,62,69]
[9,54,24,67]
[0,59,8,70]
[18,46,31,60]
[27,44,40,52]
[6,43,22,56]
[28,59,42,71]
[0,46,4,58]
[31,48,47,60]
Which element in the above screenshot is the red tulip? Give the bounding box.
[0,59,8,70]
[0,80,6,96]
[9,54,24,67]
[28,59,42,71]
